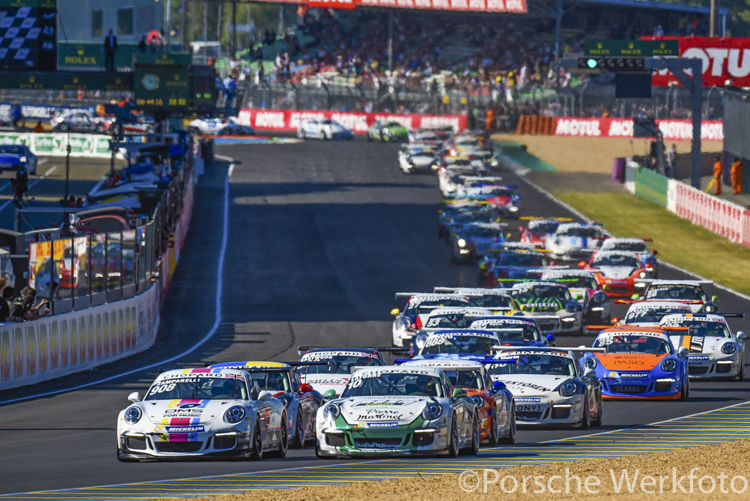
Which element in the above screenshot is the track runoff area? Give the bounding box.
[2,139,750,500]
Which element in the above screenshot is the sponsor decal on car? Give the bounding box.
[364,422,399,428]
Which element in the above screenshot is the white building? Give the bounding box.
[58,0,163,43]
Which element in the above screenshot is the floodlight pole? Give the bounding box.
[388,11,393,72]
[554,0,562,84]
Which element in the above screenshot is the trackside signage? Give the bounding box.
[553,117,723,142]
[0,132,114,158]
[238,108,468,133]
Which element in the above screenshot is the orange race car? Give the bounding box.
[579,250,650,299]
[579,326,690,400]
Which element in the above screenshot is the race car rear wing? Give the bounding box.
[633,279,714,286]
[586,325,690,333]
[433,287,512,295]
[395,292,469,299]
[297,346,408,354]
[204,362,331,370]
[519,216,574,222]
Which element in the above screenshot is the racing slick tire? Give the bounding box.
[267,411,289,458]
[499,405,516,445]
[58,122,70,132]
[580,396,591,429]
[680,379,689,401]
[462,413,480,456]
[736,355,745,381]
[488,405,500,447]
[95,123,105,134]
[592,393,603,427]
[367,132,373,142]
[291,411,306,448]
[446,414,460,457]
[298,129,306,140]
[248,419,263,460]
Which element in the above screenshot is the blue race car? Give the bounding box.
[468,316,556,347]
[0,144,37,174]
[579,326,689,400]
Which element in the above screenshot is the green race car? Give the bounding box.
[367,121,409,142]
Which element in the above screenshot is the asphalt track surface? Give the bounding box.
[1,140,750,496]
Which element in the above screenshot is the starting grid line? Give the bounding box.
[5,402,750,501]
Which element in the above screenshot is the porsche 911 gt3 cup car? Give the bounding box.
[580,327,689,400]
[485,348,603,428]
[545,223,610,261]
[188,117,254,135]
[449,222,508,263]
[410,329,502,360]
[117,368,288,461]
[50,109,111,134]
[539,270,610,322]
[580,251,650,298]
[315,366,480,458]
[622,301,693,327]
[433,287,522,315]
[398,145,440,174]
[0,144,37,174]
[509,281,584,336]
[660,314,747,380]
[408,130,442,145]
[481,247,551,287]
[391,293,471,347]
[625,280,719,313]
[297,118,353,140]
[599,238,659,278]
[208,361,323,448]
[468,316,556,347]
[519,218,570,245]
[453,183,521,218]
[402,360,515,445]
[296,347,387,397]
[367,121,409,142]
[418,307,495,335]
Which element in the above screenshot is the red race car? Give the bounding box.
[579,250,650,298]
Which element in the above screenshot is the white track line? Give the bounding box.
[0,162,231,406]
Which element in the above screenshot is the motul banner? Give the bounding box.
[644,37,750,87]
[253,0,525,12]
[553,117,723,141]
[238,108,468,133]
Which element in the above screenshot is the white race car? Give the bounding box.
[188,117,254,135]
[117,368,288,461]
[486,348,603,428]
[391,293,471,347]
[630,280,719,313]
[297,118,353,140]
[419,307,495,335]
[509,281,584,336]
[660,313,747,380]
[599,237,659,278]
[398,145,440,174]
[545,223,610,261]
[315,366,480,458]
[297,347,386,397]
[622,301,693,327]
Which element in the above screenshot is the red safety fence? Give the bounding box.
[550,117,723,142]
[256,0,526,12]
[671,181,745,243]
[238,108,468,133]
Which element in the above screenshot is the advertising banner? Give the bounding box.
[553,117,723,142]
[635,167,669,207]
[238,108,468,133]
[645,37,750,88]
[0,132,113,158]
[253,0,525,11]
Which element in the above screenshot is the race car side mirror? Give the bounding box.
[128,392,141,403]
[452,388,468,399]
[517,226,524,233]
[678,347,689,356]
[574,293,583,300]
[652,250,658,256]
[300,383,313,394]
[631,294,640,300]
[737,331,747,341]
[546,334,556,343]
[584,368,596,378]
[491,381,506,392]
[712,295,720,302]
[577,261,586,269]
[258,390,274,402]
[390,308,400,316]
[323,389,337,399]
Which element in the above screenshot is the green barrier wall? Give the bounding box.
[634,167,669,207]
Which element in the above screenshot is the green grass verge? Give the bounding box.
[557,192,750,296]
[496,141,558,172]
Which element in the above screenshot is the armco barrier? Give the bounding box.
[0,284,159,389]
[237,108,468,133]
[0,132,112,158]
[553,117,723,142]
[634,167,669,207]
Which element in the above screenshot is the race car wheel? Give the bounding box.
[580,396,591,429]
[447,414,460,457]
[291,411,306,448]
[95,123,105,133]
[592,393,603,427]
[499,405,516,445]
[58,122,70,132]
[488,405,500,447]
[268,411,288,458]
[462,413,480,456]
[680,379,689,401]
[298,130,306,139]
[249,419,263,460]
[367,132,372,142]
[738,357,746,381]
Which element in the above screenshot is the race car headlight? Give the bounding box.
[224,406,245,424]
[704,303,716,314]
[510,206,519,212]
[583,357,597,370]
[592,291,607,303]
[471,395,484,407]
[422,402,443,420]
[19,156,26,163]
[124,406,142,424]
[722,342,737,355]
[558,381,577,397]
[415,333,428,350]
[323,403,341,422]
[565,302,578,314]
[458,238,467,248]
[638,271,647,278]
[661,358,677,372]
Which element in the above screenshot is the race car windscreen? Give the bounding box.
[405,299,468,317]
[513,285,571,303]
[424,313,474,329]
[145,376,248,400]
[645,285,707,302]
[483,187,513,197]
[664,320,732,338]
[302,354,380,374]
[496,252,548,267]
[487,355,577,377]
[592,254,641,268]
[528,221,560,233]
[247,372,291,392]
[411,153,436,161]
[342,372,444,398]
[594,335,673,354]
[547,276,598,289]
[487,324,541,342]
[443,369,485,390]
[558,226,601,238]
[0,145,25,154]
[421,334,497,354]
[606,242,649,253]
[476,295,513,309]
[463,226,502,238]
[625,308,690,324]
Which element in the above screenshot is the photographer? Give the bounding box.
[10,286,49,322]
[11,168,28,209]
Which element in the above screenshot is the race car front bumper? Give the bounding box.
[601,376,683,400]
[530,314,582,336]
[316,422,449,457]
[686,353,742,379]
[514,397,584,426]
[117,429,253,460]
